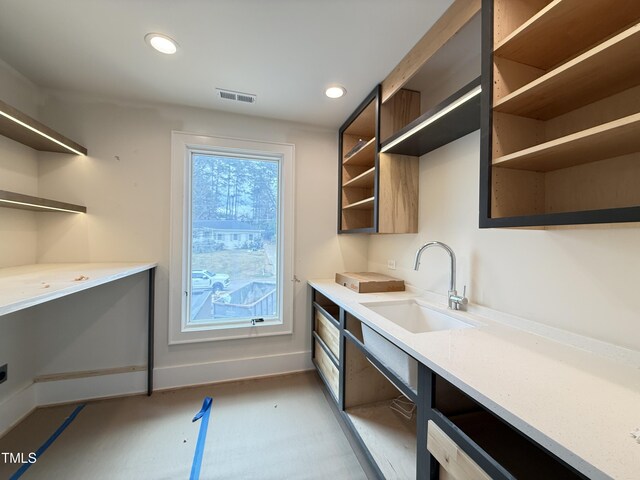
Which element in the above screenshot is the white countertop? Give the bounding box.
[309,279,640,480]
[0,263,157,316]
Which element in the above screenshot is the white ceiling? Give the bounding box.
[0,0,453,128]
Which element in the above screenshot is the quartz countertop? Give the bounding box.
[309,279,640,480]
[0,263,157,316]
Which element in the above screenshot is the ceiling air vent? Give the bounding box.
[216,88,257,104]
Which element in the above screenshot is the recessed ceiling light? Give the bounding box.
[325,86,346,99]
[145,33,178,55]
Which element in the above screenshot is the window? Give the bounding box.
[170,132,294,343]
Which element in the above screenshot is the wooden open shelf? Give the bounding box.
[342,138,375,166]
[494,23,640,120]
[344,100,376,139]
[0,190,86,213]
[343,167,375,188]
[346,402,416,480]
[481,0,640,227]
[339,2,481,234]
[0,99,87,155]
[343,332,416,480]
[342,197,374,211]
[339,88,378,233]
[381,10,481,147]
[381,78,481,157]
[494,0,640,70]
[493,112,640,171]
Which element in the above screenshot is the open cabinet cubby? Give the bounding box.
[481,0,640,227]
[340,89,377,232]
[338,86,419,234]
[429,376,584,479]
[380,10,482,157]
[338,0,484,234]
[344,336,417,480]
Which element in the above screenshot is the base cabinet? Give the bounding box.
[310,286,587,480]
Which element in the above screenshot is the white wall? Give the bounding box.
[367,131,640,351]
[0,61,40,267]
[0,61,367,412]
[0,61,41,413]
[32,91,368,384]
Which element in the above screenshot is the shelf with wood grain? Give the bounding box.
[493,113,640,171]
[0,190,86,213]
[346,403,417,480]
[342,138,376,166]
[493,22,640,120]
[338,85,419,234]
[343,167,375,188]
[481,0,640,228]
[0,99,87,155]
[494,0,640,70]
[342,196,374,211]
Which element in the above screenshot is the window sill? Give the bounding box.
[168,325,293,345]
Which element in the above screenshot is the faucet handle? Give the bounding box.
[449,286,468,310]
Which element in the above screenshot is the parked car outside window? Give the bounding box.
[191,270,230,292]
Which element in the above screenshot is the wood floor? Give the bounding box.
[0,371,368,479]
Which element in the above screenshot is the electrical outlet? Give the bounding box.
[387,260,396,270]
[0,364,7,384]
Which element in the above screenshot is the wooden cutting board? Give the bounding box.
[335,272,405,293]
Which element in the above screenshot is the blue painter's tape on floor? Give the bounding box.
[10,403,86,480]
[190,396,213,480]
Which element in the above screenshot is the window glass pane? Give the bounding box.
[189,153,280,327]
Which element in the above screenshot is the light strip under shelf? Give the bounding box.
[0,198,85,214]
[380,85,482,154]
[0,109,86,156]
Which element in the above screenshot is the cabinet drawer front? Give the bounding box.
[427,420,491,480]
[314,339,339,399]
[315,309,340,358]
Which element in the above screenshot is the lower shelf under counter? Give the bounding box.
[345,401,416,480]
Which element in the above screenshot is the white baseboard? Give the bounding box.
[0,350,314,437]
[36,369,148,406]
[154,350,314,390]
[0,382,36,437]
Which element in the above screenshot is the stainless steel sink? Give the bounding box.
[361,299,474,334]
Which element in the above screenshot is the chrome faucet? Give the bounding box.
[414,241,468,310]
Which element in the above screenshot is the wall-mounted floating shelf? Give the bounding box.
[0,99,87,155]
[0,190,86,213]
[380,78,481,157]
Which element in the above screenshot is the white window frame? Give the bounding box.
[169,131,295,344]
